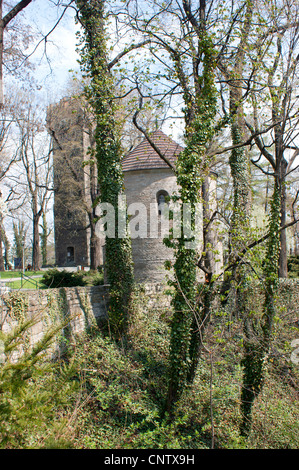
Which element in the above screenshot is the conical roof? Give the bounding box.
[122,130,184,172]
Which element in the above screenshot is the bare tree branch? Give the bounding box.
[2,0,33,28]
[132,88,176,171]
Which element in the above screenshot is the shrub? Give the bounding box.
[81,269,104,286]
[42,269,104,289]
[288,255,299,278]
[0,317,78,448]
[42,269,86,288]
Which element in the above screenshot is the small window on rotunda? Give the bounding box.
[157,190,169,216]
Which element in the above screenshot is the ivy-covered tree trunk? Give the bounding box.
[219,2,257,437]
[226,80,252,306]
[229,81,256,438]
[229,85,252,252]
[219,0,253,294]
[186,128,218,384]
[165,34,217,414]
[240,179,281,436]
[278,163,288,278]
[76,0,134,338]
[87,152,102,271]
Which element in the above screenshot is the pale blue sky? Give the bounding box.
[5,0,185,136]
[12,0,81,102]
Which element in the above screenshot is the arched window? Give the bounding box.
[157,190,169,216]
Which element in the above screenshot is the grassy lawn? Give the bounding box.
[6,277,47,290]
[1,269,103,290]
[0,270,44,279]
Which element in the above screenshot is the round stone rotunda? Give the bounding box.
[122,130,206,283]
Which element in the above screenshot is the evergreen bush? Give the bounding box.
[288,255,299,278]
[0,317,78,448]
[41,269,104,288]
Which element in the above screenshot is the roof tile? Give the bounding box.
[122,130,184,172]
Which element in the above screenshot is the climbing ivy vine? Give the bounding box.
[240,179,281,436]
[75,0,135,339]
[165,33,218,414]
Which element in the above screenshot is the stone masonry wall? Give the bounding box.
[123,168,181,282]
[0,286,109,359]
[0,283,173,360]
[1,279,298,360]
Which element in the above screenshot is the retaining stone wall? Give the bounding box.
[1,279,298,359]
[0,286,109,359]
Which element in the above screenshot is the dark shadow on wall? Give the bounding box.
[58,287,72,359]
[74,286,109,332]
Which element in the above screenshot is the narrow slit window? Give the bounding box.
[157,190,169,216]
[67,246,74,263]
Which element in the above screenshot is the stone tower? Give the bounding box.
[47,97,102,268]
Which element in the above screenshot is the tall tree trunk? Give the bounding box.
[240,179,281,436]
[278,158,288,278]
[202,174,217,276]
[76,0,135,339]
[0,224,4,271]
[228,76,254,439]
[88,144,102,271]
[40,213,48,266]
[229,84,252,247]
[3,228,9,269]
[89,218,102,270]
[32,212,41,271]
[165,29,218,414]
[220,82,252,308]
[218,0,253,301]
[187,174,218,384]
